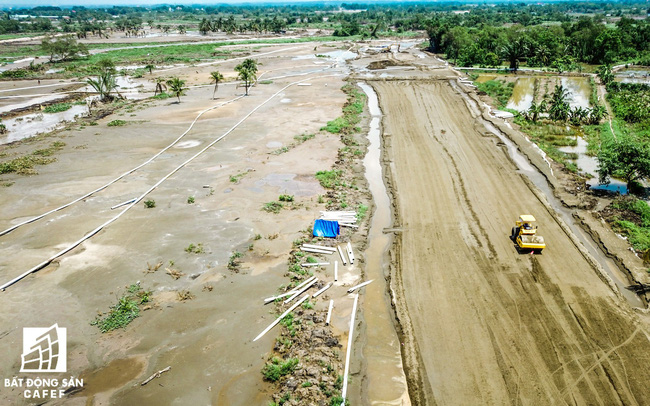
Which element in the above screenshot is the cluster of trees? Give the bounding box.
[198,16,287,35]
[521,84,606,125]
[428,15,650,70]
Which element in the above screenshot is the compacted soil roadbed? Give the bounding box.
[374,77,650,405]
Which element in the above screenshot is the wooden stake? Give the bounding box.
[141,366,171,386]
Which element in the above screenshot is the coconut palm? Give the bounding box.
[501,39,527,72]
[153,77,167,96]
[87,70,119,101]
[210,71,224,99]
[166,77,186,103]
[235,59,258,96]
[144,63,155,74]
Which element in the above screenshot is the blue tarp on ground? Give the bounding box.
[313,219,340,238]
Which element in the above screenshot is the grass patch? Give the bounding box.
[315,169,342,188]
[475,79,515,108]
[229,170,250,183]
[278,194,294,202]
[263,201,284,213]
[151,92,170,100]
[228,251,243,270]
[321,84,365,134]
[107,119,127,127]
[607,196,650,252]
[357,203,368,221]
[91,283,151,333]
[262,357,300,382]
[185,243,205,254]
[0,141,65,175]
[42,102,72,114]
[143,199,156,208]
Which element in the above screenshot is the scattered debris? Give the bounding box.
[177,290,194,301]
[141,366,171,386]
[166,268,184,280]
[253,294,310,342]
[144,261,162,274]
[347,280,373,293]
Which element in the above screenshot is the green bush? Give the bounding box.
[185,243,205,254]
[43,103,72,113]
[263,201,284,213]
[261,358,299,382]
[278,194,294,202]
[91,284,151,332]
[315,170,342,188]
[144,199,156,208]
[107,119,127,127]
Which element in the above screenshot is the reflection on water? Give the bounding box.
[1,104,88,145]
[558,136,628,194]
[615,68,650,85]
[506,77,535,112]
[561,77,591,109]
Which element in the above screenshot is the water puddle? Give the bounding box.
[561,77,591,109]
[77,357,145,404]
[357,81,411,405]
[1,104,88,144]
[253,173,323,197]
[615,68,650,85]
[506,77,535,112]
[558,137,628,194]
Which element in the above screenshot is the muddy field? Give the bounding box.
[0,41,363,405]
[2,32,650,406]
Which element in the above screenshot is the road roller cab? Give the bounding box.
[511,215,546,252]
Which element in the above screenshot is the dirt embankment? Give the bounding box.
[374,76,650,405]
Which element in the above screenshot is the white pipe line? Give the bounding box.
[263,291,294,304]
[283,278,318,304]
[300,262,330,267]
[340,224,359,229]
[0,96,242,237]
[301,247,334,255]
[253,293,310,342]
[347,280,373,293]
[1,74,340,290]
[334,260,338,282]
[313,282,332,298]
[337,245,347,265]
[340,293,359,405]
[325,299,334,326]
[347,242,355,265]
[0,61,344,237]
[302,244,337,252]
[110,198,136,210]
[264,276,317,303]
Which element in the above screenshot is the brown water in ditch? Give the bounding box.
[358,82,411,405]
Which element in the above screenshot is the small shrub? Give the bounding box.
[107,119,127,127]
[185,243,205,254]
[261,358,299,382]
[357,204,368,221]
[187,196,195,204]
[43,103,72,113]
[254,233,262,240]
[144,199,156,208]
[90,284,152,333]
[263,201,284,213]
[228,251,243,270]
[315,170,342,188]
[278,194,294,202]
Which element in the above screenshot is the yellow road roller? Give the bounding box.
[511,215,546,252]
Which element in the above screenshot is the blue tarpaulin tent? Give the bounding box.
[313,219,340,238]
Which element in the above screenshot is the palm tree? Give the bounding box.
[153,77,167,96]
[166,77,186,103]
[210,71,224,99]
[144,63,155,74]
[501,39,527,72]
[87,71,119,101]
[235,59,258,96]
[548,84,571,122]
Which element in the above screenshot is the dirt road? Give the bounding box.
[374,77,650,405]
